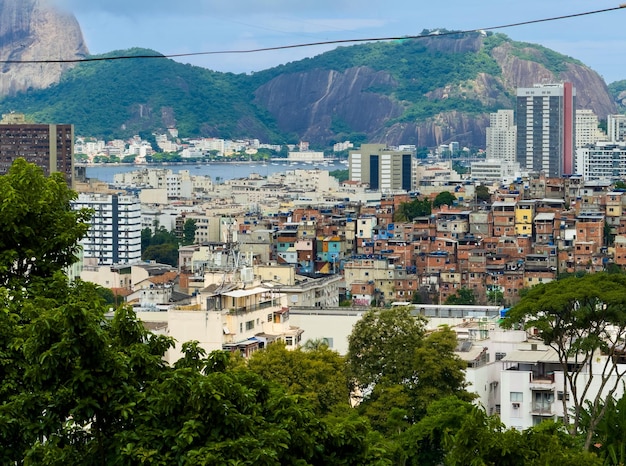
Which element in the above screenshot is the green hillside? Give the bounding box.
[0,33,613,145]
[0,48,281,140]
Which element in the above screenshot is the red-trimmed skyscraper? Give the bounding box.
[516,83,576,177]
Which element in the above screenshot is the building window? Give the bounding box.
[510,392,523,402]
[245,320,255,331]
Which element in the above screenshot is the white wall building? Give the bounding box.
[575,109,603,148]
[74,193,142,265]
[486,109,517,162]
[576,142,626,180]
[470,159,520,183]
[608,114,626,142]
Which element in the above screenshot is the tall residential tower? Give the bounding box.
[516,83,576,177]
[486,109,517,162]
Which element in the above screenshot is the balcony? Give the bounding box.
[529,373,555,391]
[531,403,554,416]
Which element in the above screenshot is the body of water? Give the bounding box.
[85,160,347,184]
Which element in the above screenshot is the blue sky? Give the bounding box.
[53,0,626,83]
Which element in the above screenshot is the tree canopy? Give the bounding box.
[433,191,457,208]
[0,159,91,287]
[503,272,626,449]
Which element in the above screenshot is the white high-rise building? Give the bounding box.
[608,114,626,142]
[73,193,142,265]
[575,109,603,148]
[516,83,576,177]
[486,110,516,162]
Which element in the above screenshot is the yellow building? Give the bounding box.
[515,200,535,236]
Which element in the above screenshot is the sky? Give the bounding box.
[52,0,626,84]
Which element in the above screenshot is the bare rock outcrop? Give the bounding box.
[0,0,88,96]
[491,42,616,118]
[254,66,404,143]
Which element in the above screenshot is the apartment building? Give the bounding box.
[0,112,74,186]
[516,83,576,177]
[73,193,142,265]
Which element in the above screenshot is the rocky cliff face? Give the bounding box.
[254,38,616,148]
[254,67,405,143]
[491,43,615,118]
[0,0,88,96]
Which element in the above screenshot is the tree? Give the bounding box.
[445,408,602,466]
[142,243,179,267]
[0,159,395,464]
[394,197,432,222]
[0,275,392,464]
[141,225,180,266]
[475,184,491,203]
[487,289,504,306]
[0,159,91,287]
[182,218,197,245]
[346,306,427,391]
[503,273,626,450]
[329,169,349,182]
[247,342,350,415]
[445,287,476,305]
[433,191,456,208]
[581,394,626,465]
[614,180,626,190]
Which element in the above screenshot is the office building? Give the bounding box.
[73,193,142,265]
[516,83,576,177]
[349,144,414,192]
[486,110,517,162]
[0,113,74,186]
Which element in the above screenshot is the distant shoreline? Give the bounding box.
[75,158,347,168]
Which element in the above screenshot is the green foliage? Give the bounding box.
[445,287,476,305]
[247,343,350,415]
[444,408,602,466]
[182,218,197,246]
[608,80,626,112]
[487,289,504,306]
[581,394,626,465]
[433,191,457,208]
[0,159,91,287]
[142,226,180,266]
[330,169,349,182]
[476,184,491,202]
[394,197,432,221]
[347,306,427,390]
[0,274,392,464]
[506,41,583,75]
[0,33,577,143]
[503,273,626,449]
[614,180,626,190]
[0,48,284,141]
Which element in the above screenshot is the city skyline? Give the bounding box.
[53,0,626,83]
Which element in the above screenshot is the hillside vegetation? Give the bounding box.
[0,33,617,147]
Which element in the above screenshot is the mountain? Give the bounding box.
[0,0,88,96]
[0,24,618,148]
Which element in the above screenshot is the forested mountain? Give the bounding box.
[0,31,619,148]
